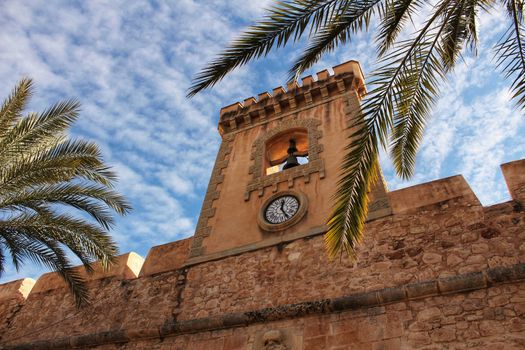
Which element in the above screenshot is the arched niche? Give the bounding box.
[245,118,325,201]
[265,128,309,174]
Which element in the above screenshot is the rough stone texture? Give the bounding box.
[30,252,144,294]
[139,238,192,277]
[0,279,34,302]
[4,281,524,350]
[1,188,524,349]
[189,132,234,258]
[501,159,525,201]
[0,269,186,346]
[0,279,35,339]
[180,195,521,320]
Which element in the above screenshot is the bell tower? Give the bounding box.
[188,60,391,262]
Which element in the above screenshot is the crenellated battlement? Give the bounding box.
[0,278,34,302]
[218,60,366,135]
[1,158,524,309]
[29,252,144,294]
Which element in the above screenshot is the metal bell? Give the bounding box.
[282,139,299,170]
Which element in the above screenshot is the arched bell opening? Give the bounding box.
[264,128,309,175]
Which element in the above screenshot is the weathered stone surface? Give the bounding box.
[417,307,442,322]
[501,159,525,201]
[139,238,192,277]
[422,252,443,265]
[4,211,525,349]
[447,254,463,267]
[30,252,144,294]
[431,326,456,342]
[389,175,481,214]
[0,278,35,302]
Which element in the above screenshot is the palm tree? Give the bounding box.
[188,0,525,258]
[0,79,131,307]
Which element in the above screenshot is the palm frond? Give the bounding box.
[0,244,4,275]
[0,99,80,161]
[1,212,118,306]
[188,0,356,96]
[0,79,129,307]
[377,0,423,56]
[2,213,117,266]
[0,227,89,307]
[0,183,130,229]
[389,0,466,178]
[0,232,26,272]
[439,0,482,70]
[326,117,379,257]
[289,0,381,79]
[495,0,525,109]
[327,0,454,257]
[503,0,525,15]
[390,45,445,176]
[0,139,118,193]
[0,78,33,138]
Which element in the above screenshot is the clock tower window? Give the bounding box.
[245,118,325,201]
[265,129,309,175]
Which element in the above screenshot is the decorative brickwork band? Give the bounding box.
[4,263,524,350]
[244,118,324,201]
[188,134,234,258]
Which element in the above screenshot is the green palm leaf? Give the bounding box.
[0,78,32,139]
[326,117,380,257]
[0,79,130,307]
[0,99,80,162]
[495,0,525,109]
[376,0,423,56]
[0,139,116,194]
[289,0,381,79]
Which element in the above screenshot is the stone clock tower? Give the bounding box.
[187,60,391,262]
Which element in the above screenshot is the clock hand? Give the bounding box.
[280,200,290,218]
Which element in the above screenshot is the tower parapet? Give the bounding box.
[501,159,525,202]
[28,252,144,295]
[218,60,366,135]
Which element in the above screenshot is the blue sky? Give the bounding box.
[1,1,524,283]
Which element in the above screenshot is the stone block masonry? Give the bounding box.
[0,158,524,349]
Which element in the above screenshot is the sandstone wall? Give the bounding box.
[0,279,34,338]
[0,159,524,349]
[85,281,525,350]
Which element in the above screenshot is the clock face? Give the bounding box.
[264,195,300,224]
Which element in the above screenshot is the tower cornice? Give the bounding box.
[218,60,366,136]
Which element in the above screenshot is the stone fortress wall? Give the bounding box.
[1,64,525,350]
